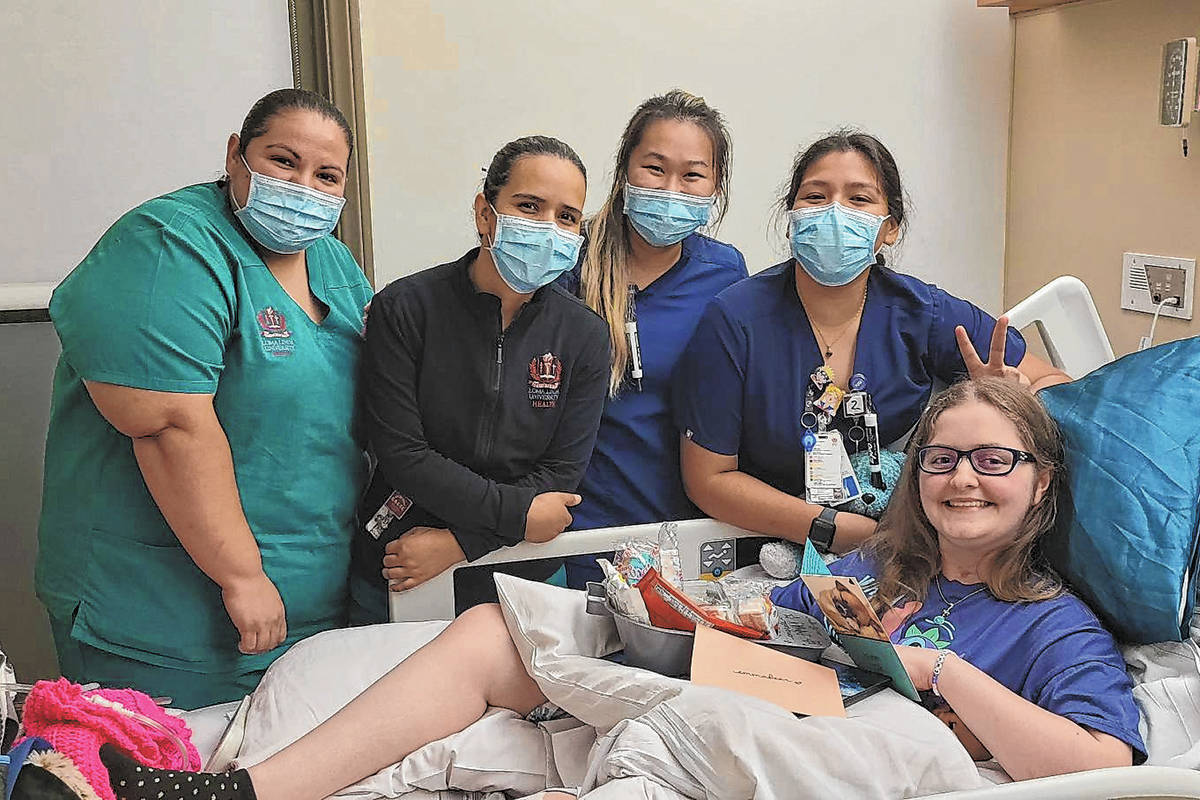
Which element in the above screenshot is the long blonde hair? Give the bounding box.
[579,90,732,395]
[865,378,1066,616]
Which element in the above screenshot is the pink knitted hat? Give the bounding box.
[15,679,201,800]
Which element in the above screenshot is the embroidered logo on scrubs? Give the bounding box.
[257,306,295,357]
[528,352,563,408]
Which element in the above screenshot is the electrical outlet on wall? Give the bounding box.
[1121,253,1195,320]
[1144,265,1186,304]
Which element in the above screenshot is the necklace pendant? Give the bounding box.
[824,348,833,358]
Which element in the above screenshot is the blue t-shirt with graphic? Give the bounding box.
[771,552,1146,761]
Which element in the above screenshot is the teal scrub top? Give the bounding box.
[37,182,372,675]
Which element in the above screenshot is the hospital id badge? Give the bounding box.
[365,491,413,539]
[806,431,853,504]
[838,440,863,503]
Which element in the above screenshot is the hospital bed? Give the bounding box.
[1002,275,1114,380]
[175,276,1200,798]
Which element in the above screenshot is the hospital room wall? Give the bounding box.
[1,0,292,684]
[1006,0,1200,356]
[357,0,1016,312]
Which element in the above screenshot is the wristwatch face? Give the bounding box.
[810,511,836,551]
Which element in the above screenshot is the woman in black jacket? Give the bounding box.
[350,136,610,623]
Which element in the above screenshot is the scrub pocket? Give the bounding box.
[256,533,350,637]
[72,528,240,670]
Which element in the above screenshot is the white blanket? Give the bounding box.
[497,574,982,799]
[234,577,983,799]
[1122,611,1200,770]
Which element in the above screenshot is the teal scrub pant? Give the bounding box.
[49,616,263,710]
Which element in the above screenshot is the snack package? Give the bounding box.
[720,574,791,601]
[656,522,683,587]
[613,539,658,585]
[637,568,769,640]
[732,595,778,636]
[598,558,651,625]
[694,575,779,636]
[679,579,737,623]
[680,578,729,606]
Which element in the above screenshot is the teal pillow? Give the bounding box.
[1040,336,1200,644]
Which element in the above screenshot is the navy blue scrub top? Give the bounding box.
[672,261,1026,498]
[561,233,748,532]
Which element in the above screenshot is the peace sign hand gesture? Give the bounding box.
[955,315,1031,389]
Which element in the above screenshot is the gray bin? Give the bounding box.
[585,582,830,677]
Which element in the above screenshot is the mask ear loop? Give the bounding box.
[480,204,500,251]
[874,213,897,266]
[227,151,256,213]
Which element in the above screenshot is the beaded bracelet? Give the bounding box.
[930,650,954,698]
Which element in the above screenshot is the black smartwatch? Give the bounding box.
[808,507,838,554]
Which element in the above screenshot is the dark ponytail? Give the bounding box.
[239,88,354,164]
[482,135,586,204]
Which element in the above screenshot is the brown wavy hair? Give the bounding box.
[579,89,732,395]
[864,378,1066,617]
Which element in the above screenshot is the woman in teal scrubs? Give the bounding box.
[36,89,372,709]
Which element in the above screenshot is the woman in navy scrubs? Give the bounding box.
[560,90,748,587]
[674,130,1069,556]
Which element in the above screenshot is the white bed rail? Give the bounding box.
[919,765,1200,799]
[1003,275,1115,379]
[388,518,763,622]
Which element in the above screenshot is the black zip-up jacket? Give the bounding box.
[354,248,610,596]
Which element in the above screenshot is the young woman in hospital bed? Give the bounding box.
[98,377,1141,799]
[673,130,1071,560]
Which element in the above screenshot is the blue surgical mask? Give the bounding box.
[623,182,715,247]
[788,202,888,286]
[486,207,583,294]
[232,155,346,254]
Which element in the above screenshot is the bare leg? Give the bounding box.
[248,603,545,800]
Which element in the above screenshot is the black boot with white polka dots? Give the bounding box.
[100,743,256,800]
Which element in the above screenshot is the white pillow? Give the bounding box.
[494,574,687,733]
